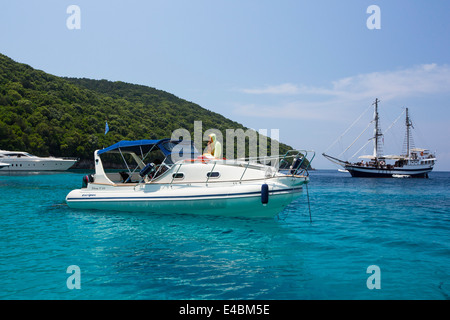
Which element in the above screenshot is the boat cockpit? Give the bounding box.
[94,138,199,184]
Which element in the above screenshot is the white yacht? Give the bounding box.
[66,139,315,218]
[0,150,77,171]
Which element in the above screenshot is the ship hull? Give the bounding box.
[345,165,432,178]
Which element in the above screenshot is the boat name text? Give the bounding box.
[81,193,96,197]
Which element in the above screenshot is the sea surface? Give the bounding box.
[0,169,449,300]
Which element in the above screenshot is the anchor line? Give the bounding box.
[306,182,312,223]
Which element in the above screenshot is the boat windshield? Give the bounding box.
[161,140,200,164]
[3,152,32,158]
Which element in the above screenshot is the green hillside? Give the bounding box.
[0,53,291,168]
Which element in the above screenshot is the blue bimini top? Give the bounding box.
[97,138,199,158]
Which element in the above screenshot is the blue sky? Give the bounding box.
[1,1,449,170]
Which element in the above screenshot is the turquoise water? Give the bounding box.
[0,170,449,300]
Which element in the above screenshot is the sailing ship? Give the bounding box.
[323,99,436,178]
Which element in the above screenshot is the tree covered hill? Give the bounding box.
[0,53,290,168]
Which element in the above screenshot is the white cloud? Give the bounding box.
[241,64,450,99]
[241,83,301,95]
[232,100,346,121]
[235,64,450,120]
[325,63,450,101]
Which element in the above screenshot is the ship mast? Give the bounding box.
[372,98,383,159]
[404,107,414,159]
[406,108,410,159]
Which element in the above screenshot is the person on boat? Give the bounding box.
[206,133,222,159]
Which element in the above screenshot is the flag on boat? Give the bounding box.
[105,121,109,135]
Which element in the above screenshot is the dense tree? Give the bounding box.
[0,53,292,168]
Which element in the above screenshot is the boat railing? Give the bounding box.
[233,150,315,178]
[143,149,315,186]
[277,150,315,177]
[108,149,314,187]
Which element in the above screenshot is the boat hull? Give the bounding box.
[66,179,307,218]
[345,165,432,178]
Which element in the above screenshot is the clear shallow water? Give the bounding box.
[0,170,449,300]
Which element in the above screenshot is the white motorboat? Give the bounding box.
[0,150,77,171]
[66,139,315,218]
